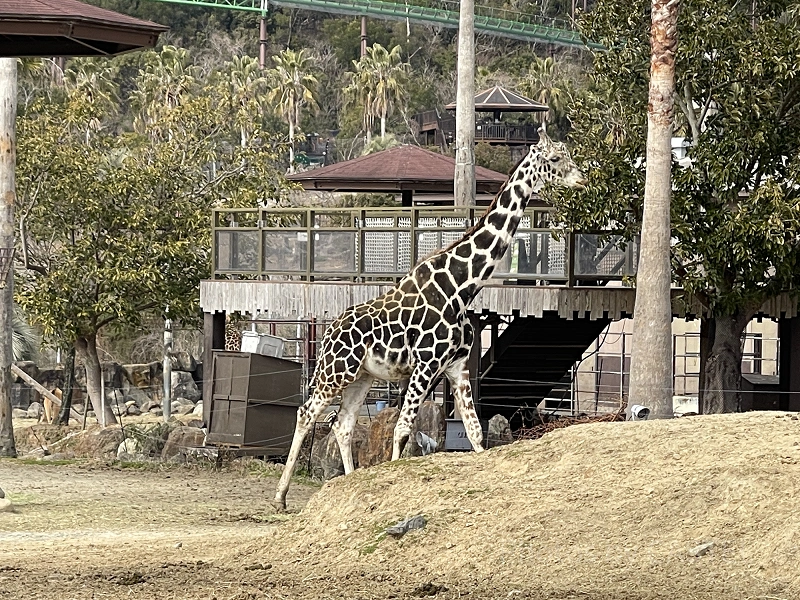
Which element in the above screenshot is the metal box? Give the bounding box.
[444,418,489,451]
[240,331,285,358]
[207,351,303,452]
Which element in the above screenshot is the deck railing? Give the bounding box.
[212,207,638,285]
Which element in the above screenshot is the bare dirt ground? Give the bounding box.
[2,412,800,600]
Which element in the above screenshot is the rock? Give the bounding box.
[171,372,201,403]
[150,407,163,417]
[11,383,34,409]
[26,401,44,420]
[185,419,204,429]
[0,498,13,513]
[12,408,28,419]
[123,363,163,395]
[358,407,400,468]
[126,404,142,416]
[192,401,203,416]
[37,368,66,393]
[385,515,427,538]
[101,362,125,390]
[310,424,368,480]
[79,426,125,458]
[117,437,142,457]
[72,403,86,415]
[689,542,714,557]
[401,401,445,458]
[177,404,195,415]
[171,352,197,372]
[123,385,151,408]
[486,414,514,448]
[0,485,4,498]
[161,426,207,460]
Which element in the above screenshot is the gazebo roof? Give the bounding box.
[287,145,508,194]
[0,0,168,56]
[445,85,549,113]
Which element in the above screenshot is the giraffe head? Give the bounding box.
[522,128,587,191]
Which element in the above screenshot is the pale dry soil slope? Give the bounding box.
[3,412,800,600]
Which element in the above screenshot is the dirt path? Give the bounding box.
[0,460,318,600]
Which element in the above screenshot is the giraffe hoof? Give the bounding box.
[272,499,287,513]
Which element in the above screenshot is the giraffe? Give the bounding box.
[273,130,586,510]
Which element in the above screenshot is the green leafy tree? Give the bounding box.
[266,48,319,172]
[551,0,800,413]
[16,63,287,426]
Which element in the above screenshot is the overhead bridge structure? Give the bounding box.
[147,0,596,48]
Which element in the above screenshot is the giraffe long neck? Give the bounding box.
[400,161,543,311]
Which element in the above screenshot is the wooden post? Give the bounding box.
[0,58,16,457]
[454,0,475,207]
[779,317,800,412]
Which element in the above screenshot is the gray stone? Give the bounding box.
[117,437,142,457]
[309,423,369,480]
[72,403,86,415]
[105,389,126,414]
[358,408,400,468]
[142,399,161,412]
[126,404,142,416]
[122,362,162,394]
[401,401,445,458]
[123,385,151,408]
[192,401,203,416]
[161,427,207,460]
[171,371,201,403]
[177,404,195,415]
[171,352,197,372]
[0,498,13,513]
[26,401,43,420]
[10,383,33,409]
[486,414,514,448]
[689,542,714,557]
[0,485,4,498]
[12,408,29,419]
[385,515,427,538]
[150,407,163,417]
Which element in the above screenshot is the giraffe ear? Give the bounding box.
[537,127,551,146]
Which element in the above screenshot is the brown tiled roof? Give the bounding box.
[446,85,548,112]
[0,0,168,57]
[287,145,508,194]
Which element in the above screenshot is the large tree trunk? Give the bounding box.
[75,334,117,427]
[628,0,679,418]
[454,0,475,207]
[702,311,754,414]
[0,58,17,457]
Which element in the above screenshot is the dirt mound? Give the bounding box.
[244,412,800,599]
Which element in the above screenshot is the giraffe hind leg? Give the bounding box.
[446,361,485,453]
[331,372,373,475]
[273,388,337,511]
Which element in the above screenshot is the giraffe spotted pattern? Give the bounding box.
[274,130,587,510]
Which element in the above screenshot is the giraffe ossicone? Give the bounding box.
[273,130,586,511]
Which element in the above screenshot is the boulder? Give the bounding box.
[358,407,400,468]
[401,401,446,458]
[26,401,43,420]
[171,352,197,372]
[191,401,203,417]
[12,408,29,419]
[76,426,125,458]
[105,389,126,414]
[123,385,151,408]
[310,423,369,480]
[171,372,201,403]
[117,437,142,457]
[123,362,163,393]
[126,404,142,416]
[161,426,207,461]
[486,414,514,448]
[11,383,34,409]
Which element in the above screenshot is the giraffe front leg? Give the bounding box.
[331,373,373,475]
[273,389,335,511]
[445,361,485,453]
[391,366,440,460]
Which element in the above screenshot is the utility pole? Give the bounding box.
[454,0,476,207]
[360,16,367,57]
[628,0,679,418]
[0,58,17,458]
[259,0,268,69]
[163,314,173,422]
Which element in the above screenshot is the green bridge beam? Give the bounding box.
[146,0,600,49]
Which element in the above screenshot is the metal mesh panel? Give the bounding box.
[574,234,637,277]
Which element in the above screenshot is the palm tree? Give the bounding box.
[266,49,319,172]
[345,44,408,142]
[64,58,119,143]
[214,55,268,148]
[518,56,572,125]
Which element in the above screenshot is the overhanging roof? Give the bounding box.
[0,0,168,57]
[287,145,508,194]
[446,85,549,113]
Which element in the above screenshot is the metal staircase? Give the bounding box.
[478,313,611,422]
[146,0,598,48]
